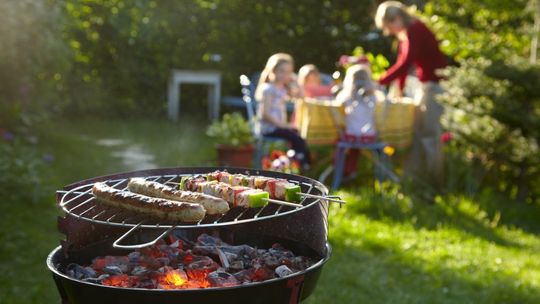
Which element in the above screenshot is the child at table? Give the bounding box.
[335,64,378,178]
[255,53,311,170]
[297,64,333,98]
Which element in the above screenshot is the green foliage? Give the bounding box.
[438,57,540,203]
[351,46,390,80]
[422,0,532,61]
[58,0,389,116]
[0,0,71,128]
[206,112,254,147]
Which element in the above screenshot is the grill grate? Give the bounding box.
[58,173,326,230]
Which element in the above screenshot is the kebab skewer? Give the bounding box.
[179,175,302,208]
[207,171,346,205]
[207,171,302,202]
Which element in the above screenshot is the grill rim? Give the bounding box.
[58,167,330,230]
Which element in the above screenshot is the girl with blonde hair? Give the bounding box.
[335,64,379,178]
[255,53,311,169]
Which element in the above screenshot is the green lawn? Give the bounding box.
[0,117,538,303]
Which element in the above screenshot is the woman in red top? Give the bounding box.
[375,1,447,188]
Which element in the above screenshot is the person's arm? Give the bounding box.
[379,26,420,89]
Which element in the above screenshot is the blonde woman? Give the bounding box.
[255,53,311,169]
[375,1,447,186]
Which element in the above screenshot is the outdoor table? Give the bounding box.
[295,98,345,145]
[167,69,222,121]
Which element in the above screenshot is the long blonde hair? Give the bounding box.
[374,1,414,35]
[255,53,294,101]
[337,64,374,103]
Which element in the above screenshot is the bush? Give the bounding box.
[59,0,391,116]
[0,1,71,128]
[206,112,254,147]
[438,57,540,203]
[0,139,43,203]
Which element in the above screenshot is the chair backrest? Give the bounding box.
[240,74,261,137]
[240,74,255,121]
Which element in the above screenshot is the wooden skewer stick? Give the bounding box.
[263,198,302,208]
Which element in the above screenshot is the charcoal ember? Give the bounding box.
[215,267,228,273]
[290,256,314,270]
[103,265,125,275]
[156,269,189,289]
[66,263,97,280]
[157,266,174,273]
[192,245,218,256]
[131,266,149,276]
[224,252,239,263]
[262,254,280,269]
[83,274,109,284]
[207,271,239,287]
[92,256,130,272]
[251,266,275,282]
[138,255,163,270]
[221,245,257,257]
[139,246,166,259]
[186,256,219,272]
[275,265,294,278]
[169,239,183,249]
[176,250,195,267]
[136,279,157,289]
[196,234,223,246]
[156,257,171,267]
[185,268,209,283]
[269,244,295,259]
[227,260,245,271]
[128,251,141,263]
[233,269,254,283]
[158,244,179,259]
[101,274,136,287]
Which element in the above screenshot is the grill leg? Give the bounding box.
[287,275,305,304]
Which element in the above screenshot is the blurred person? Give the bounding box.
[297,64,333,98]
[255,53,311,170]
[335,64,378,179]
[375,1,447,188]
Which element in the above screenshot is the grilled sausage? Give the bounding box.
[127,178,230,215]
[92,182,206,222]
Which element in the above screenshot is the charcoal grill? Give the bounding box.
[48,167,336,304]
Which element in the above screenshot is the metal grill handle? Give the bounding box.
[112,223,175,249]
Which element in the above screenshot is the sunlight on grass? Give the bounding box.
[307,187,540,303]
